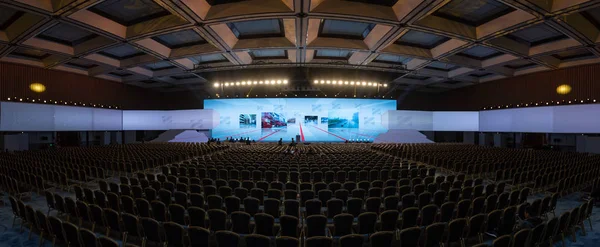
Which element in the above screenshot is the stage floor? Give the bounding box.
[211,123,385,142]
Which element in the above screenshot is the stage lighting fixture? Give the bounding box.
[277,80,282,84]
[314,80,318,84]
[253,81,258,84]
[320,80,324,84]
[372,83,377,87]
[270,80,275,84]
[214,83,219,87]
[332,80,337,85]
[362,82,366,86]
[235,82,240,85]
[241,81,247,85]
[350,81,355,85]
[259,81,264,84]
[344,81,349,85]
[326,80,331,84]
[283,80,288,84]
[225,83,229,86]
[368,82,372,86]
[384,84,388,87]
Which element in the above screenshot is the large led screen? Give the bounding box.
[205,98,397,142]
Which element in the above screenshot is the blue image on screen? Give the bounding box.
[204,98,396,142]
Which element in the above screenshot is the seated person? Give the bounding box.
[516,206,544,231]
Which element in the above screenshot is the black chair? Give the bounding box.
[188,226,210,246]
[244,197,260,217]
[347,198,363,218]
[399,227,421,247]
[493,235,511,247]
[231,211,252,234]
[135,198,151,218]
[164,222,186,247]
[305,215,328,237]
[305,236,332,247]
[401,207,419,229]
[61,221,80,247]
[379,210,399,231]
[255,213,276,236]
[420,204,438,227]
[424,222,446,247]
[215,231,240,247]
[122,213,141,245]
[446,218,466,247]
[151,201,167,222]
[49,216,64,246]
[370,231,394,247]
[468,214,487,244]
[168,204,186,225]
[98,236,119,247]
[356,212,377,234]
[280,215,300,238]
[544,217,559,247]
[80,228,97,247]
[333,214,354,236]
[245,234,271,247]
[208,209,228,231]
[188,207,206,228]
[512,228,531,247]
[339,234,364,247]
[35,210,50,247]
[121,196,136,215]
[264,198,281,219]
[190,193,205,208]
[284,200,300,219]
[440,202,455,223]
[141,217,164,247]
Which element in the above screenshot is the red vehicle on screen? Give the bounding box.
[262,112,287,128]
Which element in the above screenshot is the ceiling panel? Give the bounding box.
[314,49,352,59]
[251,49,286,59]
[396,30,450,49]
[507,23,568,46]
[552,49,595,61]
[89,0,170,26]
[434,0,514,26]
[37,23,97,46]
[427,61,460,71]
[228,19,283,39]
[143,61,176,71]
[98,44,145,60]
[10,48,50,60]
[458,45,503,60]
[0,6,23,30]
[319,19,375,39]
[344,0,398,7]
[375,54,412,64]
[188,53,227,64]
[152,29,205,49]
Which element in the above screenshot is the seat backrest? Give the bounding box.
[188,227,210,246]
[306,215,327,237]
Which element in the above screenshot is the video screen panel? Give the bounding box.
[0,102,123,131]
[122,109,217,130]
[433,112,479,131]
[204,98,397,142]
[479,107,553,133]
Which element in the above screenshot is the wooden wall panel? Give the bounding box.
[435,63,600,110]
[0,62,190,110]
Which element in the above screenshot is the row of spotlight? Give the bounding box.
[313,80,388,87]
[482,98,597,110]
[214,79,288,87]
[6,97,119,109]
